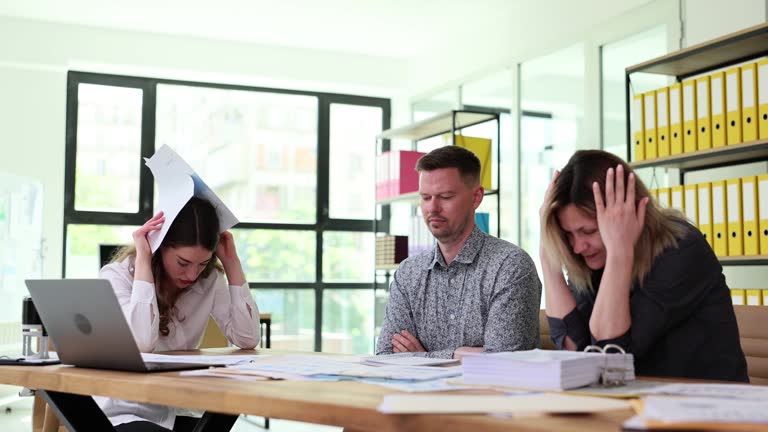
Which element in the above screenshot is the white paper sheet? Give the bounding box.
[642,383,768,400]
[227,354,462,381]
[565,380,671,398]
[360,353,459,367]
[359,377,469,392]
[141,353,266,366]
[377,393,629,414]
[638,396,768,425]
[144,145,239,252]
[179,368,269,381]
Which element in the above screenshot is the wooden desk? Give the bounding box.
[0,348,634,432]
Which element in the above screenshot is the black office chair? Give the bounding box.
[99,244,124,269]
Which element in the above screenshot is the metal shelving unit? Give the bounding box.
[625,21,768,166]
[373,111,499,267]
[625,22,768,267]
[630,139,768,171]
[375,109,502,239]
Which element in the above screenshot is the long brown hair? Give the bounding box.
[541,150,688,293]
[111,197,224,336]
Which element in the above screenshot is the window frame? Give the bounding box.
[64,71,390,352]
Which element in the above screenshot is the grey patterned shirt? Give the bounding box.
[376,226,542,358]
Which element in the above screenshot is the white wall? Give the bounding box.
[0,15,410,277]
[406,0,656,99]
[0,66,66,278]
[683,0,767,46]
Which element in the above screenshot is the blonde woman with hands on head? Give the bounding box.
[540,150,747,382]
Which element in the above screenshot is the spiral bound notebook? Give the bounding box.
[0,353,60,366]
[462,346,634,391]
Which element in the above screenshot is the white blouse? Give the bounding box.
[94,256,260,428]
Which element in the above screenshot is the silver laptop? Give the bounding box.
[25,279,216,372]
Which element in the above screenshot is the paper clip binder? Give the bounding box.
[583,344,632,388]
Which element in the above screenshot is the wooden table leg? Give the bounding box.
[42,403,61,432]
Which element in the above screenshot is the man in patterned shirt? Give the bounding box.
[376,145,541,359]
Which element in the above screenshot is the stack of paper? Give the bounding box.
[462,349,634,391]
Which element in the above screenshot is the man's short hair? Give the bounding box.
[415,145,481,187]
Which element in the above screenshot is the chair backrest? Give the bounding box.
[539,309,555,350]
[200,316,229,348]
[99,244,125,269]
[733,305,768,385]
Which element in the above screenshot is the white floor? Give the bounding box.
[0,385,341,432]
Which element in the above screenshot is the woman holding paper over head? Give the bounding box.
[97,196,260,432]
[540,149,747,382]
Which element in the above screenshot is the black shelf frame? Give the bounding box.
[375,109,502,238]
[624,23,768,268]
[373,110,502,300]
[625,22,768,169]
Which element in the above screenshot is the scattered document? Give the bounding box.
[360,353,459,367]
[211,355,462,382]
[377,393,630,414]
[358,377,469,392]
[142,353,266,366]
[179,368,269,381]
[566,380,672,399]
[145,145,239,252]
[311,354,364,364]
[627,396,768,429]
[566,381,768,401]
[640,383,768,401]
[182,366,341,382]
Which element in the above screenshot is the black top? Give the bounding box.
[547,222,749,382]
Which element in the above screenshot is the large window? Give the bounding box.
[519,44,585,282]
[64,72,389,353]
[156,84,319,224]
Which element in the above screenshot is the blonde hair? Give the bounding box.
[541,150,688,293]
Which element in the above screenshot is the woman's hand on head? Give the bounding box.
[592,165,649,256]
[133,212,164,261]
[216,231,246,286]
[215,231,239,266]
